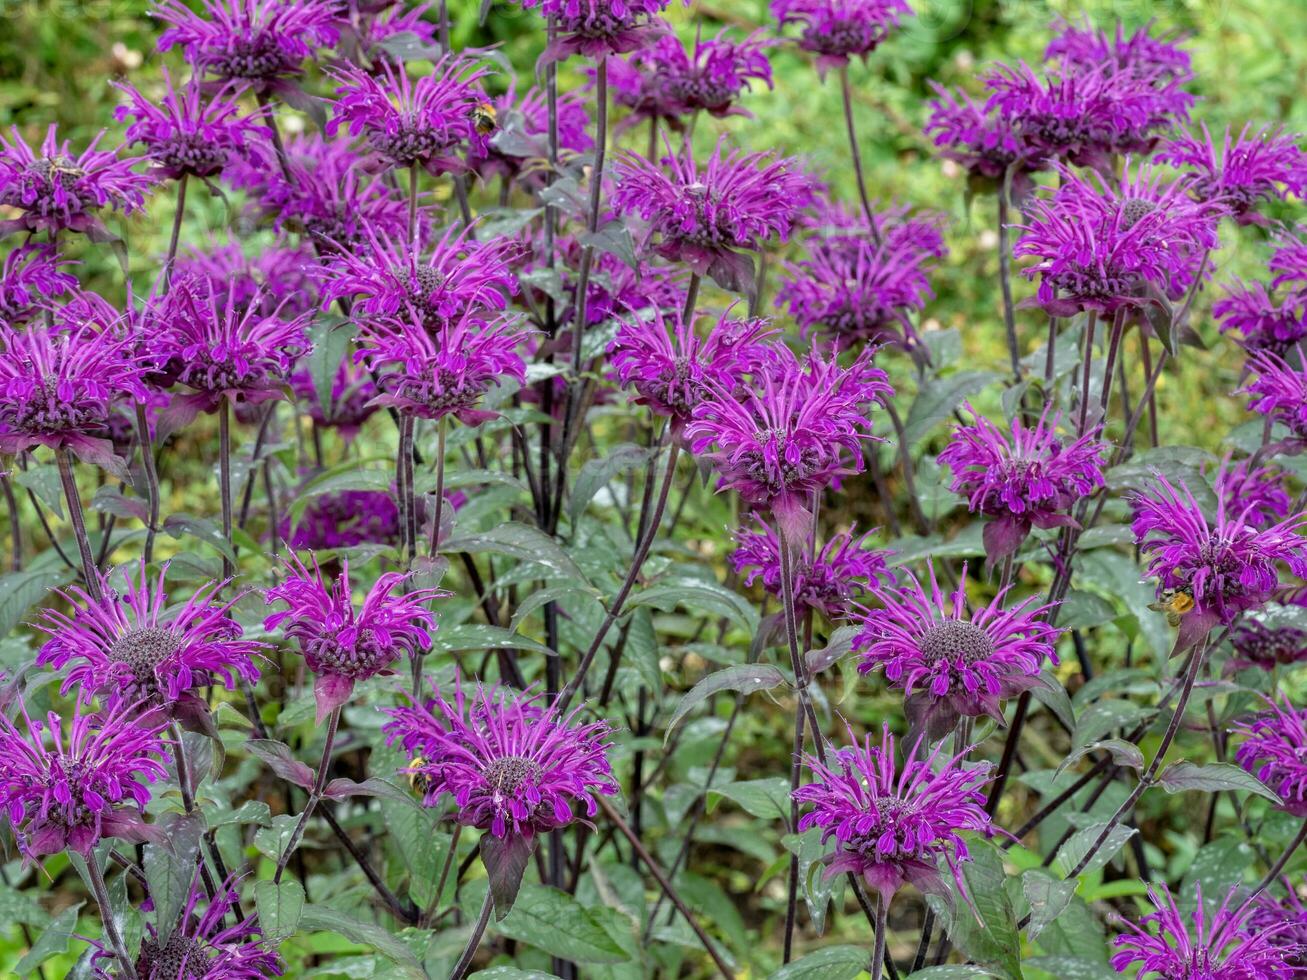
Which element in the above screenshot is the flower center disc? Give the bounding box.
[109,627,181,679]
[919,619,995,665]
[484,755,543,796]
[138,932,209,980]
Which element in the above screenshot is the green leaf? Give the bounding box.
[929,837,1020,978]
[255,879,305,942]
[508,583,604,633]
[1057,591,1118,630]
[771,944,871,979]
[902,371,1003,445]
[298,905,426,978]
[1055,739,1144,778]
[708,777,791,821]
[0,566,71,635]
[665,664,788,742]
[1022,869,1077,942]
[143,812,204,943]
[0,880,51,928]
[162,513,236,563]
[305,316,357,418]
[1158,761,1283,803]
[906,968,1000,979]
[480,882,629,964]
[15,463,64,519]
[254,814,301,865]
[431,623,555,656]
[1072,700,1152,747]
[381,795,444,909]
[1029,672,1076,733]
[444,522,586,581]
[1054,823,1136,878]
[14,901,82,975]
[1032,894,1107,962]
[1182,838,1258,921]
[806,625,860,674]
[628,579,759,633]
[1024,957,1117,980]
[208,799,273,830]
[569,443,653,523]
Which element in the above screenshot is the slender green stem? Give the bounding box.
[88,857,138,980]
[56,448,101,600]
[407,165,419,246]
[1077,312,1098,436]
[218,400,234,581]
[163,173,188,291]
[839,64,881,246]
[570,58,609,369]
[273,707,341,885]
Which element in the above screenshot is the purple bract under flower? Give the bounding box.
[1014,163,1222,316]
[0,696,167,859]
[856,561,1061,740]
[1111,883,1302,979]
[517,0,673,62]
[329,58,489,174]
[265,555,442,722]
[0,124,151,239]
[154,0,340,92]
[0,244,76,325]
[1158,124,1307,226]
[612,138,811,290]
[938,406,1107,561]
[731,520,894,621]
[1215,281,1307,354]
[771,0,913,72]
[114,70,267,180]
[1234,695,1307,816]
[358,310,528,425]
[0,312,149,476]
[608,305,774,432]
[685,343,890,537]
[1132,471,1307,629]
[383,676,618,839]
[794,723,993,902]
[36,561,264,730]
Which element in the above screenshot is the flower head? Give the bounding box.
[794,723,993,902]
[633,30,774,121]
[36,561,264,730]
[175,237,318,317]
[612,138,811,290]
[114,70,268,180]
[0,696,167,859]
[924,81,1038,189]
[1271,228,1307,291]
[328,57,489,174]
[608,305,774,432]
[0,244,76,326]
[731,521,894,621]
[0,125,151,239]
[265,554,442,721]
[383,676,618,839]
[1047,18,1193,84]
[1242,348,1307,443]
[685,343,889,537]
[0,312,148,476]
[358,310,528,425]
[771,0,913,72]
[1212,459,1291,529]
[154,0,340,92]
[855,561,1060,740]
[1215,281,1307,354]
[1014,162,1222,316]
[280,489,405,550]
[937,406,1107,561]
[292,359,379,439]
[518,0,673,62]
[1111,883,1301,979]
[1158,125,1307,226]
[1248,877,1307,967]
[335,1,440,72]
[1228,616,1307,672]
[93,873,285,979]
[1234,695,1307,816]
[1131,471,1307,629]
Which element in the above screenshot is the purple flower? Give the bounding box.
[1228,617,1307,672]
[114,69,268,180]
[924,81,1038,190]
[0,313,149,477]
[469,83,592,186]
[1248,877,1307,966]
[156,275,309,429]
[280,489,405,550]
[358,310,528,425]
[517,0,673,63]
[0,244,76,325]
[382,675,618,840]
[612,138,811,290]
[1243,348,1307,443]
[93,873,285,979]
[36,561,264,731]
[937,406,1107,561]
[1158,125,1307,226]
[318,222,517,330]
[1212,459,1291,529]
[1112,883,1301,979]
[175,237,318,317]
[635,30,774,120]
[265,554,442,721]
[1046,18,1193,84]
[608,305,774,433]
[336,1,440,72]
[1215,281,1307,354]
[292,360,379,440]
[0,125,151,239]
[984,62,1182,169]
[154,0,340,93]
[553,235,686,327]
[855,561,1061,740]
[0,696,167,859]
[1234,695,1307,816]
[794,723,993,902]
[731,520,894,621]
[232,133,409,246]
[328,57,489,175]
[1014,163,1222,316]
[1271,228,1307,291]
[1131,471,1307,629]
[771,0,913,73]
[685,343,890,538]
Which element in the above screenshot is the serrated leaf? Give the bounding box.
[255,879,305,942]
[1072,700,1152,747]
[91,485,151,523]
[665,664,788,742]
[569,443,653,523]
[162,513,236,563]
[298,905,426,978]
[906,968,999,979]
[1029,672,1076,732]
[1024,957,1117,980]
[431,623,555,657]
[322,776,417,806]
[208,799,272,830]
[903,371,1003,445]
[381,795,444,909]
[246,739,315,790]
[143,812,204,943]
[478,882,629,963]
[305,317,357,419]
[444,522,585,581]
[14,901,82,974]
[806,625,860,674]
[1055,739,1145,778]
[1022,869,1077,942]
[1158,761,1283,802]
[254,815,301,864]
[15,464,63,519]
[1054,823,1136,878]
[0,567,71,635]
[708,777,791,821]
[628,579,759,633]
[771,944,870,978]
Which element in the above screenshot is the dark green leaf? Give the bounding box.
[143,812,204,943]
[1158,761,1283,802]
[14,901,82,974]
[1022,869,1077,942]
[771,945,871,979]
[482,882,629,963]
[0,567,71,636]
[444,522,585,581]
[1054,823,1136,878]
[665,664,788,742]
[903,371,1003,445]
[298,904,426,978]
[254,879,305,942]
[569,443,653,523]
[708,777,791,821]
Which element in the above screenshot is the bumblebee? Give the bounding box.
[1149,585,1195,627]
[407,756,432,796]
[471,102,498,136]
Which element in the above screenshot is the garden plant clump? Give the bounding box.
[3,0,1307,977]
